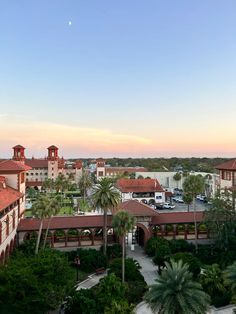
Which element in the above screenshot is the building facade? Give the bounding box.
[0,159,30,263]
[117,178,166,205]
[12,145,83,190]
[215,159,236,191]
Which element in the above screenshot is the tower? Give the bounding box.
[96,158,106,178]
[12,145,25,163]
[47,145,59,180]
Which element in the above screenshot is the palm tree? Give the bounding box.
[224,261,236,294]
[42,178,54,193]
[42,196,61,249]
[200,264,226,297]
[31,194,52,254]
[78,170,93,201]
[145,259,210,314]
[183,175,205,252]
[92,177,121,255]
[112,211,135,282]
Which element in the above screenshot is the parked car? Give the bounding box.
[173,197,184,203]
[163,202,175,209]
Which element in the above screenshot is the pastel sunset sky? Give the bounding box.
[1,0,236,158]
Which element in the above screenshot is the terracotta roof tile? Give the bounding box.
[0,160,31,172]
[215,159,236,170]
[17,215,112,231]
[0,184,23,211]
[152,212,203,224]
[25,159,48,168]
[120,200,158,216]
[117,178,164,193]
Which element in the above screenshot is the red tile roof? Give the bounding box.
[0,160,31,173]
[47,145,58,149]
[120,200,158,216]
[117,178,164,193]
[0,185,23,211]
[152,212,204,224]
[13,145,25,149]
[17,215,111,231]
[215,159,236,170]
[25,158,48,168]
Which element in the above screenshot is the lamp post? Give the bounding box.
[74,255,80,282]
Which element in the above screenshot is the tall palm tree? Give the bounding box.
[183,175,205,252]
[42,196,61,249]
[200,264,226,297]
[173,172,182,189]
[145,259,210,314]
[42,178,54,193]
[112,210,135,282]
[31,194,52,254]
[92,177,121,255]
[78,170,93,201]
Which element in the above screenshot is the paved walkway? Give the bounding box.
[127,245,158,314]
[76,271,107,290]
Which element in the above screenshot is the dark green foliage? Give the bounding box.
[65,273,133,314]
[145,236,169,257]
[66,248,107,273]
[64,289,97,314]
[169,239,194,254]
[0,249,74,314]
[108,258,147,303]
[173,252,201,278]
[101,244,122,259]
[109,258,143,281]
[153,243,171,271]
[145,260,210,314]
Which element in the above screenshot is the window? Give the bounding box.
[98,171,103,176]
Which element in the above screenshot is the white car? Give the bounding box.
[163,202,175,209]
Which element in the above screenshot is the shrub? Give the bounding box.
[101,244,122,259]
[169,239,194,254]
[172,252,201,278]
[109,258,143,281]
[64,289,97,314]
[153,243,171,271]
[145,237,169,257]
[66,248,107,273]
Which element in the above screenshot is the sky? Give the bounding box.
[0,0,236,158]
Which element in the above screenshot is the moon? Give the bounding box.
[68,21,72,26]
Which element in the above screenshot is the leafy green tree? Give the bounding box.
[92,177,121,255]
[204,196,236,251]
[145,237,169,257]
[173,172,182,189]
[153,243,171,273]
[173,252,201,278]
[104,300,134,314]
[26,187,38,200]
[145,259,210,314]
[0,249,74,314]
[64,289,97,314]
[112,211,135,282]
[183,193,193,212]
[183,175,205,251]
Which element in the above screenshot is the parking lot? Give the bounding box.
[156,200,209,213]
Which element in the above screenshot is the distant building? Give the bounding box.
[117,178,165,205]
[12,145,83,190]
[135,171,219,197]
[0,159,31,264]
[215,159,236,191]
[95,158,147,179]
